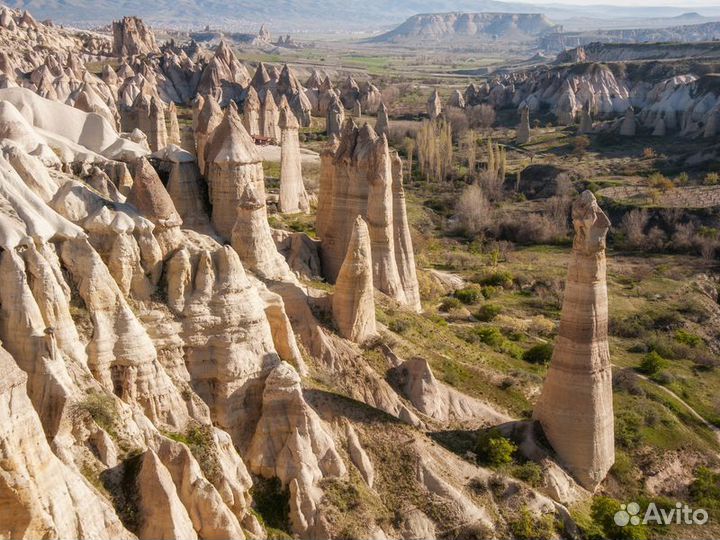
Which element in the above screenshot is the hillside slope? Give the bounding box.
[369,12,557,43]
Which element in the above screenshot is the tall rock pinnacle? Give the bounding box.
[278,105,309,214]
[533,190,614,490]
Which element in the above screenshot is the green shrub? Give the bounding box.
[501,340,524,359]
[477,270,513,289]
[637,351,667,376]
[476,303,502,322]
[591,496,649,540]
[474,326,504,347]
[454,287,482,305]
[439,297,462,312]
[690,467,720,510]
[674,329,702,347]
[512,462,544,487]
[73,392,118,438]
[509,507,557,540]
[475,428,517,466]
[481,285,499,299]
[523,342,553,365]
[388,319,411,334]
[252,477,292,536]
[166,425,221,483]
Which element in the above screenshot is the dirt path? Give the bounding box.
[631,369,720,447]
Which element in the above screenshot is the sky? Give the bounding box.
[510,0,720,5]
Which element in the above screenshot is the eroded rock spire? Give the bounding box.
[533,190,614,490]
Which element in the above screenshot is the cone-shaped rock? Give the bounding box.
[391,152,422,312]
[167,101,181,145]
[533,190,614,490]
[332,216,376,342]
[375,102,389,137]
[516,104,530,144]
[205,106,263,238]
[427,89,442,120]
[260,88,279,141]
[278,105,309,214]
[195,94,223,175]
[231,183,292,280]
[326,94,344,138]
[242,86,261,136]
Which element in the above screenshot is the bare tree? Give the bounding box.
[469,104,496,129]
[455,184,492,235]
[621,209,650,248]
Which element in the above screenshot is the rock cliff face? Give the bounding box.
[316,120,420,311]
[112,16,159,57]
[370,12,557,44]
[533,190,615,490]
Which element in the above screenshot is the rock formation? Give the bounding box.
[147,96,168,152]
[332,216,377,342]
[231,183,292,281]
[516,104,531,144]
[259,89,280,141]
[619,107,636,136]
[427,89,442,120]
[278,105,309,214]
[375,101,389,137]
[0,345,133,539]
[112,16,159,57]
[205,106,264,238]
[167,101,181,145]
[137,450,198,540]
[533,190,615,490]
[326,94,344,138]
[242,86,261,136]
[391,152,422,312]
[195,93,223,175]
[247,361,345,538]
[316,120,420,310]
[448,89,465,109]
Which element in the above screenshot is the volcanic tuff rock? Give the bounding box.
[516,104,531,144]
[533,190,615,490]
[247,361,346,538]
[326,94,344,138]
[375,101,389,137]
[427,89,442,120]
[317,120,418,309]
[232,183,293,281]
[332,216,376,343]
[619,107,637,136]
[278,104,309,214]
[205,106,263,238]
[112,16,159,57]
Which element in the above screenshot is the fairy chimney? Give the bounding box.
[278,106,309,214]
[205,107,264,238]
[516,104,531,144]
[533,190,614,490]
[332,216,377,342]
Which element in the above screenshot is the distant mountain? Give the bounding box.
[369,12,558,43]
[5,0,720,31]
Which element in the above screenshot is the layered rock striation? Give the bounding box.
[533,190,615,490]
